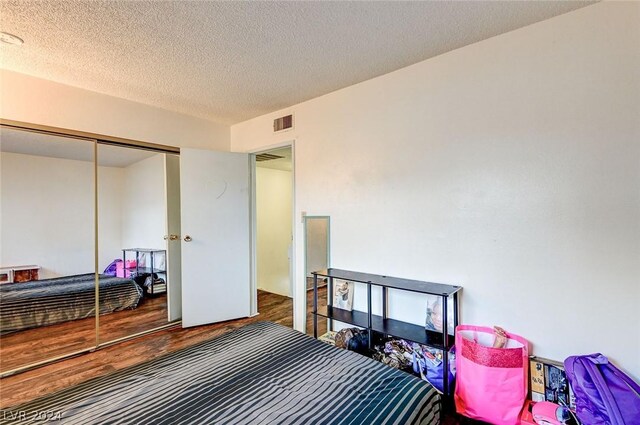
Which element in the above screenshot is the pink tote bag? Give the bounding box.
[454,325,529,425]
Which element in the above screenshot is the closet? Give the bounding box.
[0,121,254,376]
[0,124,179,375]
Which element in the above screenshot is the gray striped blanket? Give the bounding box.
[0,274,142,334]
[0,322,440,424]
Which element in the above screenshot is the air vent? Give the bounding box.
[256,153,284,162]
[273,114,293,132]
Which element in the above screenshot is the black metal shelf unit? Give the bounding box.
[312,268,461,396]
[122,248,167,295]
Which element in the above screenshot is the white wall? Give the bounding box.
[256,167,292,297]
[232,2,640,380]
[1,152,123,278]
[0,69,228,279]
[1,151,167,277]
[120,154,167,254]
[97,165,125,271]
[0,70,229,151]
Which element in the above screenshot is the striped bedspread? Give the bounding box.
[1,322,440,424]
[0,273,142,334]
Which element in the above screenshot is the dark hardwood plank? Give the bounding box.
[0,295,170,372]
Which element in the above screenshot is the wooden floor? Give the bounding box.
[0,289,314,409]
[0,295,170,372]
[0,288,470,422]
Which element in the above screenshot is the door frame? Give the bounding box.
[249,140,296,318]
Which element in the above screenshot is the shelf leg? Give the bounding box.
[382,287,388,320]
[313,273,318,338]
[453,292,459,333]
[450,291,458,408]
[442,294,449,399]
[382,287,389,339]
[367,283,372,350]
[328,277,333,332]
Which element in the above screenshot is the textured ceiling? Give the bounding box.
[0,1,594,125]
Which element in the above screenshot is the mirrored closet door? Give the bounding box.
[0,126,97,373]
[96,144,172,344]
[0,123,182,375]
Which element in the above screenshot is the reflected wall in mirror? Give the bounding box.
[304,216,330,291]
[0,126,96,373]
[96,144,173,344]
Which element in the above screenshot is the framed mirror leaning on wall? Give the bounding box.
[303,215,330,336]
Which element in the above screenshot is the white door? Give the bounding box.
[180,148,251,327]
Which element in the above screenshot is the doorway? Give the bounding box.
[252,145,294,327]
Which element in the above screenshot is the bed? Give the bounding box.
[1,321,441,424]
[0,273,143,334]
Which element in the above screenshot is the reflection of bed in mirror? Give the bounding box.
[0,274,143,334]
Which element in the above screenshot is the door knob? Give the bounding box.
[184,235,193,242]
[164,234,180,241]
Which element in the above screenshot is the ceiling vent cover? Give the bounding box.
[256,153,284,162]
[273,114,293,132]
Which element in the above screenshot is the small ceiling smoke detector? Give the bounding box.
[0,32,24,46]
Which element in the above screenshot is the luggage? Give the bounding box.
[564,353,640,425]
